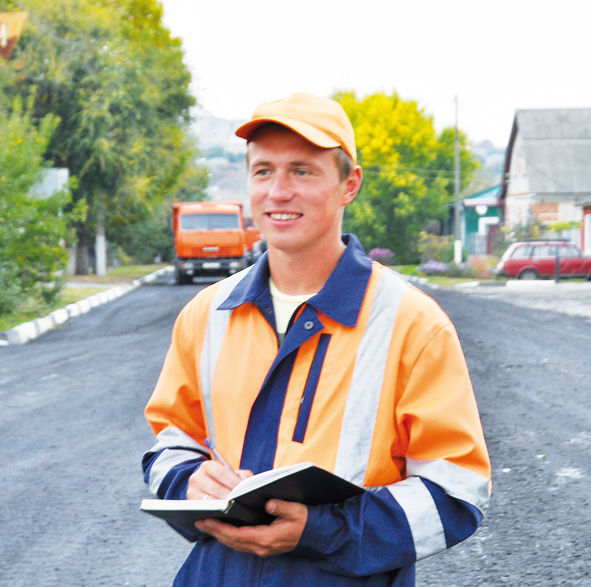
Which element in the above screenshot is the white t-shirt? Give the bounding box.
[269,278,316,338]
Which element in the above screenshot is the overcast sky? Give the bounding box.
[159,0,591,149]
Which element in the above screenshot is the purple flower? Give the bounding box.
[369,248,395,265]
[418,259,448,275]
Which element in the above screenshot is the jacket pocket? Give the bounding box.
[292,333,331,443]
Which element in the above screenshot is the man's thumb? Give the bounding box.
[267,499,292,516]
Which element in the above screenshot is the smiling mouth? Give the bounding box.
[268,213,302,221]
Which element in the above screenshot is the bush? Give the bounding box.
[503,219,542,243]
[467,256,495,279]
[418,259,478,279]
[0,260,23,314]
[417,232,454,263]
[445,263,477,279]
[0,98,75,315]
[369,248,395,266]
[109,207,174,265]
[418,259,449,275]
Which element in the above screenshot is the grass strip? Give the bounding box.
[0,264,168,333]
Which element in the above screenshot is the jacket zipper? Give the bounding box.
[254,302,306,349]
[253,301,280,349]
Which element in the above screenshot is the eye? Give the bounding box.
[253,168,270,177]
[294,169,309,177]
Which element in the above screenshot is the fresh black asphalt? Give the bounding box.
[0,277,589,586]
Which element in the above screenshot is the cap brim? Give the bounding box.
[235,117,341,150]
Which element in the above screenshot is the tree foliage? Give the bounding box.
[107,135,208,265]
[334,91,479,263]
[0,0,202,271]
[0,96,81,313]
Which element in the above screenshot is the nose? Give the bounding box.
[268,170,293,201]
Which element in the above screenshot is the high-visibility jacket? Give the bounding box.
[143,234,491,587]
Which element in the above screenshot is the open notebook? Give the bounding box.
[141,462,364,529]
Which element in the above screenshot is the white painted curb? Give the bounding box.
[404,275,429,285]
[506,279,556,288]
[1,266,173,345]
[454,281,481,289]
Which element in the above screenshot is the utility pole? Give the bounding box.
[454,95,462,264]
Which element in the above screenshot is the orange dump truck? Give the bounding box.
[171,201,261,284]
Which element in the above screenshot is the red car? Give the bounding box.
[494,241,591,280]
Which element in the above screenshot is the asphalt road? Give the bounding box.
[0,277,590,586]
[0,281,201,587]
[417,283,591,586]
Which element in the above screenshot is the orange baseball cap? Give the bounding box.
[235,92,357,164]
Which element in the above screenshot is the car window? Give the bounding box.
[510,246,532,258]
[532,245,556,257]
[559,245,580,258]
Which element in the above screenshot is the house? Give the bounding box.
[581,201,591,254]
[462,185,502,255]
[442,185,503,256]
[500,109,591,248]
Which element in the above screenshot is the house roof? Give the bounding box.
[463,185,502,208]
[502,109,591,197]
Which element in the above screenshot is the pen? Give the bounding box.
[204,437,240,477]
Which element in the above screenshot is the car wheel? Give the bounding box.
[519,269,538,280]
[586,271,591,282]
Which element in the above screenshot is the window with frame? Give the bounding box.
[558,245,580,258]
[532,245,557,257]
[180,213,240,231]
[510,245,532,258]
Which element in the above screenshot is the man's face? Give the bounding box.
[248,126,354,257]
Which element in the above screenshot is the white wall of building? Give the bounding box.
[506,194,534,228]
[557,201,584,223]
[584,214,591,254]
[506,132,530,197]
[505,131,534,229]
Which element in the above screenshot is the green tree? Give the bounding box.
[107,134,209,265]
[0,0,199,273]
[168,142,209,203]
[334,91,479,263]
[431,127,481,199]
[0,96,79,313]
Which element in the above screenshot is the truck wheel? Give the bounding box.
[175,268,191,285]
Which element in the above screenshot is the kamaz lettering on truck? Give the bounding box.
[172,201,261,285]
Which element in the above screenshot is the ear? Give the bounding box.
[341,166,363,206]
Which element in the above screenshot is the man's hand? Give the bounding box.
[194,499,308,557]
[187,460,251,500]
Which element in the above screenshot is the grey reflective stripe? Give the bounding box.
[334,269,409,484]
[199,269,252,444]
[407,457,491,514]
[147,427,208,495]
[387,477,447,560]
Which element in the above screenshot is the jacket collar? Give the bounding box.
[217,234,373,328]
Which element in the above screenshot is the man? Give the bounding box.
[143,92,491,587]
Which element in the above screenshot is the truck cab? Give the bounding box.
[172,201,261,284]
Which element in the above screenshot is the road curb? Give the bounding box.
[404,274,569,290]
[0,266,173,346]
[404,275,430,286]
